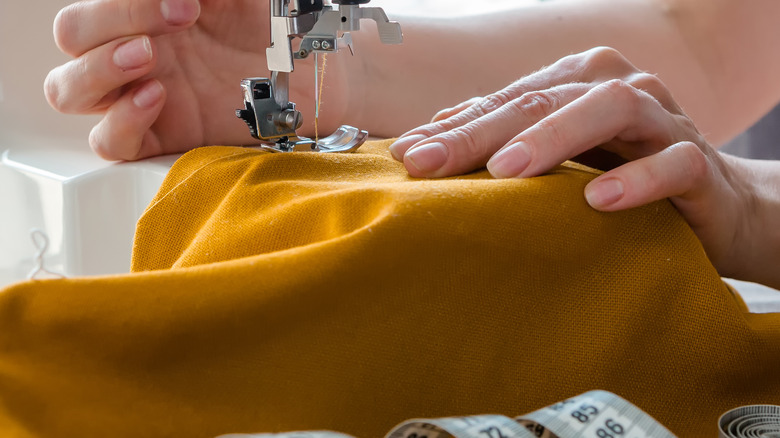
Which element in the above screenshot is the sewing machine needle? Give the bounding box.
[314,52,320,119]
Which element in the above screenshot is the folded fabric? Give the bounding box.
[0,140,777,438]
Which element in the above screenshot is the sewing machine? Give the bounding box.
[236,0,402,153]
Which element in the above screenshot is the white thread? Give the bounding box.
[314,52,320,119]
[314,52,328,143]
[27,229,65,280]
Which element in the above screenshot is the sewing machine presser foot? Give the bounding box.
[258,126,369,153]
[237,77,368,154]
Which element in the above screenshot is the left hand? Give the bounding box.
[43,0,349,161]
[387,47,758,281]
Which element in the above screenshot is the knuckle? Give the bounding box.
[460,96,483,109]
[508,90,558,122]
[88,126,111,159]
[430,109,450,123]
[43,71,63,111]
[90,124,135,161]
[554,52,580,69]
[626,73,678,113]
[576,47,640,80]
[432,97,483,122]
[450,123,487,157]
[674,114,700,136]
[415,119,458,137]
[429,118,461,136]
[678,142,708,184]
[600,79,641,115]
[429,93,510,134]
[627,72,665,95]
[476,91,513,115]
[584,46,628,68]
[49,59,90,113]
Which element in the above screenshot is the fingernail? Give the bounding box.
[133,80,164,109]
[405,142,449,173]
[161,0,200,25]
[113,36,152,71]
[487,142,532,178]
[389,134,427,160]
[585,178,624,209]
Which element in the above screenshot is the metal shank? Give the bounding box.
[236,0,402,153]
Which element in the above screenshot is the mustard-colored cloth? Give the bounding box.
[0,140,778,438]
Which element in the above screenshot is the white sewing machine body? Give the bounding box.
[0,147,177,284]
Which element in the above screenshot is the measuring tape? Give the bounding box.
[217,392,780,438]
[388,391,675,438]
[217,391,678,438]
[718,405,780,438]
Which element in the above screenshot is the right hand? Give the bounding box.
[388,47,766,285]
[44,0,344,160]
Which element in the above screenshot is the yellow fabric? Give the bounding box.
[0,139,778,438]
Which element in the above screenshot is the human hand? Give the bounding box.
[388,47,759,281]
[44,0,345,160]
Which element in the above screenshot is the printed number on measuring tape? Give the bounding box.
[514,391,675,438]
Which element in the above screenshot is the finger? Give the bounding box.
[389,47,641,160]
[45,36,156,114]
[486,79,679,179]
[400,83,591,178]
[89,79,166,161]
[583,141,708,211]
[430,97,482,123]
[389,77,560,161]
[625,71,684,115]
[54,0,200,57]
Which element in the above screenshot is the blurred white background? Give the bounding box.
[0,0,101,153]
